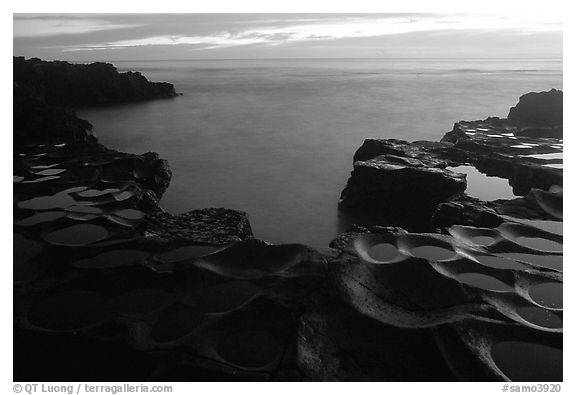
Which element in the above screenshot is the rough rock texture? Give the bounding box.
[432,197,503,229]
[145,208,253,244]
[352,138,448,163]
[507,89,563,127]
[14,56,178,107]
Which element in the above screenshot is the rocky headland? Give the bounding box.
[14,57,178,147]
[13,58,562,382]
[14,56,178,107]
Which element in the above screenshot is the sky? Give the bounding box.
[13,13,563,61]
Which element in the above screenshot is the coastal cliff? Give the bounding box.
[13,56,178,147]
[14,56,177,107]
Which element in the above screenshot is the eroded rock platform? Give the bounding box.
[13,70,563,382]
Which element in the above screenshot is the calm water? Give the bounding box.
[77,58,562,247]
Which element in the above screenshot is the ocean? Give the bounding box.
[77,58,562,247]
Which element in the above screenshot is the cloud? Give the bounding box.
[46,14,563,52]
[13,15,140,37]
[62,33,272,51]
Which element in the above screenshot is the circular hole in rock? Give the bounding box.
[30,163,59,170]
[469,236,496,246]
[491,341,562,382]
[22,176,61,184]
[455,273,512,291]
[105,215,136,228]
[71,200,101,207]
[200,281,260,314]
[66,205,103,215]
[18,193,75,210]
[368,243,398,262]
[67,212,99,222]
[34,168,67,176]
[517,306,562,329]
[411,245,455,261]
[475,255,527,270]
[498,253,562,271]
[44,224,110,247]
[515,237,562,252]
[113,209,145,221]
[529,282,562,309]
[157,245,220,264]
[72,249,150,269]
[15,211,66,227]
[27,291,112,332]
[77,188,120,198]
[61,186,89,194]
[216,330,281,369]
[114,191,134,201]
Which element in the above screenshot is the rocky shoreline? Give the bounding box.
[13,58,562,382]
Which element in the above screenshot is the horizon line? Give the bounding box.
[15,55,563,63]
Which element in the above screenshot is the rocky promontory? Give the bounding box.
[14,56,178,107]
[13,56,178,147]
[340,89,563,231]
[13,64,563,383]
[508,88,562,127]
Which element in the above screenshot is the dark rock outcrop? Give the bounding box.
[145,208,253,244]
[507,89,562,127]
[432,196,503,229]
[14,82,95,147]
[14,56,178,107]
[14,56,179,148]
[340,149,466,223]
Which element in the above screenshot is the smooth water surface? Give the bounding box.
[491,341,562,381]
[447,166,517,201]
[368,243,398,262]
[78,58,562,246]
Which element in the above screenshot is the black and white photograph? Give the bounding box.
[10,3,566,387]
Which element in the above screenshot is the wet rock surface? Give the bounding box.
[14,81,562,381]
